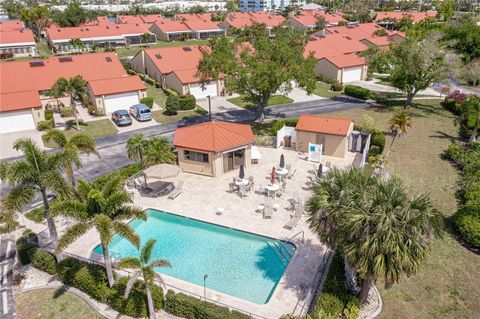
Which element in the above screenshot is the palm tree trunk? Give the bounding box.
[360,276,375,304]
[71,94,80,130]
[65,164,76,187]
[145,284,156,319]
[102,243,115,287]
[386,134,397,157]
[41,188,58,244]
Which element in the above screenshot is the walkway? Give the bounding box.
[0,236,16,319]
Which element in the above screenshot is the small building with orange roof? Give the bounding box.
[375,11,437,26]
[288,10,347,31]
[149,20,192,41]
[324,23,404,48]
[219,12,285,36]
[173,121,255,177]
[0,28,37,57]
[130,45,224,99]
[295,114,354,157]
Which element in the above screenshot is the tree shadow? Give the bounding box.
[429,130,459,143]
[52,286,68,299]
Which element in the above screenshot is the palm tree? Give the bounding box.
[43,129,100,186]
[52,75,88,130]
[387,110,412,156]
[0,139,72,244]
[68,38,84,52]
[143,136,176,168]
[53,177,147,287]
[341,177,442,302]
[140,32,152,47]
[127,134,148,185]
[118,239,171,319]
[459,96,480,142]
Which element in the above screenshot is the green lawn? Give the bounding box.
[152,108,206,123]
[227,95,294,109]
[116,40,210,57]
[146,84,168,108]
[25,207,45,223]
[42,119,118,148]
[312,82,342,98]
[16,289,104,319]
[322,99,480,319]
[37,41,53,58]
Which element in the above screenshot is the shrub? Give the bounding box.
[195,108,208,116]
[60,106,74,118]
[164,88,178,96]
[317,75,336,85]
[145,77,156,86]
[16,230,38,265]
[177,95,196,110]
[154,81,161,88]
[343,297,361,319]
[164,95,179,115]
[0,52,14,59]
[37,119,54,131]
[56,257,111,302]
[25,207,45,223]
[109,276,164,317]
[44,109,54,121]
[139,74,146,81]
[91,163,142,189]
[372,29,388,37]
[370,130,386,153]
[330,81,343,92]
[442,143,463,162]
[314,293,344,319]
[127,69,137,75]
[140,97,154,108]
[374,92,389,105]
[165,290,250,319]
[87,104,98,115]
[442,98,460,114]
[455,211,480,247]
[344,85,371,100]
[30,249,57,274]
[368,145,381,157]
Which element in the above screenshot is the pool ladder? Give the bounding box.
[267,241,294,268]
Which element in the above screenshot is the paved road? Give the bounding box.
[0,236,16,319]
[0,96,367,199]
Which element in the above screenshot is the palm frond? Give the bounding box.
[41,170,73,199]
[1,185,36,211]
[123,271,141,299]
[69,133,100,157]
[103,191,132,215]
[93,214,114,245]
[149,258,171,269]
[140,238,156,264]
[43,129,68,148]
[118,257,142,270]
[76,179,93,201]
[101,175,124,198]
[112,221,140,249]
[55,222,92,253]
[50,200,88,219]
[116,206,147,221]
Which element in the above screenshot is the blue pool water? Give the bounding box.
[93,209,296,304]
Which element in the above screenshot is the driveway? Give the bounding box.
[196,95,242,113]
[0,129,45,159]
[285,87,323,102]
[350,80,439,96]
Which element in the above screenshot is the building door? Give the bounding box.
[223,149,245,173]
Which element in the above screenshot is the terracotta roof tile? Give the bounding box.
[375,11,437,23]
[152,20,191,33]
[324,54,366,68]
[0,91,42,112]
[171,69,200,84]
[143,45,206,75]
[0,20,25,31]
[45,24,151,42]
[89,75,145,95]
[174,121,255,153]
[296,114,352,136]
[0,29,35,45]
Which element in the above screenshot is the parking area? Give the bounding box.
[0,129,45,159]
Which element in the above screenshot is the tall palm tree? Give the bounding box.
[387,110,412,156]
[118,239,171,319]
[127,134,148,185]
[43,129,100,186]
[143,136,176,167]
[53,177,147,287]
[140,32,152,47]
[341,177,442,302]
[459,96,480,142]
[0,139,72,243]
[68,38,84,52]
[52,75,88,130]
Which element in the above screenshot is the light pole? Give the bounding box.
[203,274,208,300]
[207,95,212,121]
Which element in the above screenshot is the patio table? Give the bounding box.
[265,183,280,197]
[234,178,249,186]
[275,167,288,175]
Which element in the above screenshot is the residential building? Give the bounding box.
[44,24,157,53]
[324,23,405,48]
[173,13,225,39]
[219,12,286,36]
[131,46,224,99]
[375,11,437,28]
[117,14,165,27]
[150,20,193,41]
[0,28,37,57]
[0,53,146,133]
[174,121,255,177]
[288,10,347,31]
[240,0,305,12]
[295,114,353,158]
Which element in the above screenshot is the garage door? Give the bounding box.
[0,110,36,133]
[342,67,363,83]
[104,92,140,114]
[189,82,218,99]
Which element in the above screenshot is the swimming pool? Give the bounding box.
[93,209,296,304]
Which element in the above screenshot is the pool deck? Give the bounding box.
[61,146,362,318]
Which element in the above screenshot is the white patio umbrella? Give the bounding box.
[142,163,181,180]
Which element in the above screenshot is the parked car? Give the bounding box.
[111,110,132,126]
[129,104,152,122]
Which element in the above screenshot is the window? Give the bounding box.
[184,150,209,163]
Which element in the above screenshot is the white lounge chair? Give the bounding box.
[263,198,273,219]
[284,203,303,230]
[168,181,184,200]
[287,168,296,180]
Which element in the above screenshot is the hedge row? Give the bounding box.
[443,142,480,247]
[164,95,196,115]
[344,85,371,100]
[311,252,360,319]
[165,290,251,319]
[91,163,142,189]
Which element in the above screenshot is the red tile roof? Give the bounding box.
[290,10,346,27]
[0,53,134,112]
[375,11,437,23]
[0,20,25,31]
[143,45,207,75]
[171,69,200,84]
[117,15,145,24]
[45,24,151,42]
[305,34,368,59]
[326,23,404,46]
[0,91,42,112]
[296,114,352,136]
[174,121,255,153]
[324,54,366,68]
[0,29,35,45]
[152,20,191,33]
[139,14,165,24]
[175,13,213,22]
[88,75,145,96]
[183,18,222,32]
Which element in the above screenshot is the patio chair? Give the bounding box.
[238,184,247,198]
[124,183,135,197]
[287,168,296,180]
[246,181,255,192]
[284,203,303,230]
[286,164,292,172]
[168,181,184,200]
[263,198,273,219]
[228,182,238,193]
[248,175,254,183]
[134,177,146,189]
[256,184,266,195]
